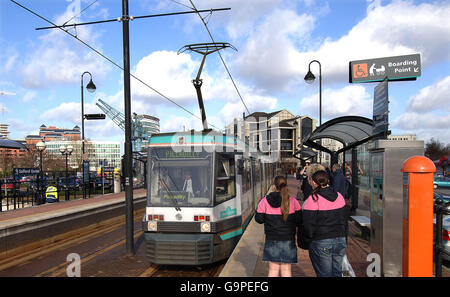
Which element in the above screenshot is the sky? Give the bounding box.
[1,0,449,151]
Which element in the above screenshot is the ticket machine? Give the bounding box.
[368,139,424,277]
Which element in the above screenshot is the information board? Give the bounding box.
[373,78,389,136]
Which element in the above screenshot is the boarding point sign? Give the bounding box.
[349,54,421,83]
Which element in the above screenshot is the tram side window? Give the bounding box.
[215,154,236,204]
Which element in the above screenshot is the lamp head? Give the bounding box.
[86,79,96,93]
[59,145,66,154]
[36,141,46,151]
[67,145,73,154]
[304,70,316,84]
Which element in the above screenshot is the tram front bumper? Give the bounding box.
[145,233,213,265]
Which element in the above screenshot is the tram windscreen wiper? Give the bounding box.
[159,169,181,211]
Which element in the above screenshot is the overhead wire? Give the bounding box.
[10,0,223,131]
[62,0,99,26]
[186,0,251,116]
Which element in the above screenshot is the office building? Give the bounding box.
[45,140,121,170]
[0,124,9,139]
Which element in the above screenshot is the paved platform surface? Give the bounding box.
[221,176,450,277]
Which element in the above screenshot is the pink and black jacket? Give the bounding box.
[301,186,347,244]
[255,192,302,241]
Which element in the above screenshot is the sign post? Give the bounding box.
[349,54,421,83]
[373,77,389,137]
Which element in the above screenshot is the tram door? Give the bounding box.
[250,159,256,210]
[241,159,253,214]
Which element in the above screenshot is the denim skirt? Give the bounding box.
[262,239,297,264]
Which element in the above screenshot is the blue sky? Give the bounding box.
[1,0,449,149]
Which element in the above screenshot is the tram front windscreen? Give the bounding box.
[149,148,212,207]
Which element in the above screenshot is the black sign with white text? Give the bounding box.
[373,78,389,136]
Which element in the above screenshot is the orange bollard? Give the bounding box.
[401,156,436,277]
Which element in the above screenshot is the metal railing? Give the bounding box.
[434,199,450,277]
[0,172,118,212]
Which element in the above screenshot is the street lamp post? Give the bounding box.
[304,60,322,163]
[81,71,96,199]
[36,141,46,205]
[60,144,73,201]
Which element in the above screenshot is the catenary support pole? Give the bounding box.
[122,0,134,256]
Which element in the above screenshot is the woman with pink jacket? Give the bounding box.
[255,176,302,277]
[301,170,347,277]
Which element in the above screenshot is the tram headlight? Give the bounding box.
[148,221,157,231]
[200,222,211,233]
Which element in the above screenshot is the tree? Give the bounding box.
[425,138,450,161]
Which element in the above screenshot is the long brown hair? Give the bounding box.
[274,176,289,222]
[311,170,329,201]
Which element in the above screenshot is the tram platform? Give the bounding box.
[0,188,146,259]
[220,176,450,277]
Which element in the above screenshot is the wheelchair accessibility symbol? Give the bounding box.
[353,63,368,78]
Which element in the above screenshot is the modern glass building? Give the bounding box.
[137,114,160,147]
[45,140,121,170]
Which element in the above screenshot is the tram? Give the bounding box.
[142,130,276,265]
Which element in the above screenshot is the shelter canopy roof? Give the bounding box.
[301,116,381,155]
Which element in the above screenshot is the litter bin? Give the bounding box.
[45,186,59,203]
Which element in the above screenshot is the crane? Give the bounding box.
[95,99,148,152]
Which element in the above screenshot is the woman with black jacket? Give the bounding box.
[255,176,301,277]
[301,170,347,277]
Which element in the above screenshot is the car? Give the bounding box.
[435,215,450,262]
[434,191,450,204]
[434,176,450,189]
[58,176,81,190]
[1,178,16,192]
[95,177,112,190]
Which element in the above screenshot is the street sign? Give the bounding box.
[84,113,106,120]
[13,168,40,176]
[349,54,421,83]
[373,78,389,136]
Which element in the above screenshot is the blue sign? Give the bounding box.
[83,161,90,183]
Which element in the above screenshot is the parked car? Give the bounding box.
[1,178,16,192]
[434,191,450,204]
[434,176,450,189]
[434,215,450,262]
[95,177,112,190]
[58,176,81,190]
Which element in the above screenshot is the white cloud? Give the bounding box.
[19,2,110,89]
[22,91,37,103]
[299,85,372,119]
[219,93,278,125]
[232,0,450,92]
[39,100,124,141]
[392,112,450,144]
[41,101,101,124]
[392,112,450,131]
[233,8,315,91]
[160,112,226,133]
[406,76,450,112]
[154,0,284,40]
[131,50,200,108]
